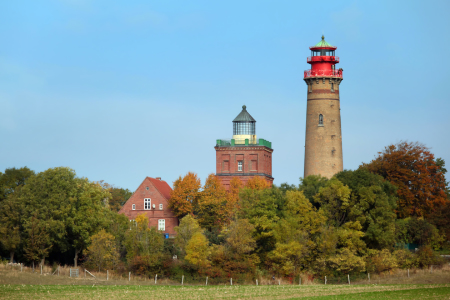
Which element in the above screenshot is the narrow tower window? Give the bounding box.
[319,114,324,126]
[308,83,312,92]
[331,83,334,92]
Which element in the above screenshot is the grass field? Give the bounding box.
[1,264,450,299]
[1,284,450,299]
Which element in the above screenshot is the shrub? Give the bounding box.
[366,249,398,273]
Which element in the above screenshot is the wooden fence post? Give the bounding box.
[299,277,301,285]
[206,276,208,286]
[408,269,410,278]
[155,274,157,284]
[107,270,109,281]
[181,275,184,286]
[230,278,232,286]
[256,279,258,286]
[348,274,350,285]
[325,276,327,285]
[278,279,280,285]
[129,272,131,282]
[368,273,370,282]
[40,264,42,275]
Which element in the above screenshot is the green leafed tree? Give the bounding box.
[0,191,24,262]
[67,179,111,267]
[0,167,35,203]
[335,169,398,249]
[313,178,351,227]
[23,213,52,268]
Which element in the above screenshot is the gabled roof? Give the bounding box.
[233,105,256,122]
[147,177,172,200]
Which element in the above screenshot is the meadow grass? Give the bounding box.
[0,283,450,299]
[1,263,450,299]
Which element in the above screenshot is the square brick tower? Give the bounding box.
[215,105,274,189]
[303,36,343,178]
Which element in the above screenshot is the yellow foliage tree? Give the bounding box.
[169,172,201,218]
[185,231,210,268]
[84,229,119,272]
[246,176,270,190]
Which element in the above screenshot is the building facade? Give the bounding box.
[303,36,344,178]
[215,105,274,188]
[119,177,178,237]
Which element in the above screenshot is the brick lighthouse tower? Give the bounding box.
[215,105,274,189]
[303,36,343,178]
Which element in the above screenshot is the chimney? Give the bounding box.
[156,177,161,180]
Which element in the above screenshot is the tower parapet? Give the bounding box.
[303,36,344,179]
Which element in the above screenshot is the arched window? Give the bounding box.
[319,114,324,125]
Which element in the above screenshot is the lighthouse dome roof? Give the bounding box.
[310,35,337,50]
[233,105,256,122]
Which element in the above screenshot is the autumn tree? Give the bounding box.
[195,174,230,230]
[246,176,270,190]
[269,190,326,276]
[84,229,119,272]
[227,177,244,215]
[363,141,448,218]
[185,231,211,269]
[124,214,164,274]
[174,215,202,257]
[169,172,201,218]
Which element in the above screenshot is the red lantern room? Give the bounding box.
[304,35,343,78]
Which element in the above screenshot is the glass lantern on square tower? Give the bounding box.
[215,105,274,189]
[303,36,344,179]
[232,105,257,145]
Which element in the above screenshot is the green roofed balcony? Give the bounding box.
[216,138,272,149]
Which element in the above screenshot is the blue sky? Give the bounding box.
[1,0,449,191]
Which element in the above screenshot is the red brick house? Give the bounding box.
[119,177,178,237]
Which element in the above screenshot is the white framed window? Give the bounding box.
[158,219,165,231]
[132,204,136,210]
[159,204,163,210]
[144,198,151,210]
[129,219,137,230]
[238,161,243,171]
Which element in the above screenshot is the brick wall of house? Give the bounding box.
[119,177,178,235]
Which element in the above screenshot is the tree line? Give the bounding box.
[0,141,449,281]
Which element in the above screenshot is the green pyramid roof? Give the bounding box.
[314,35,334,47]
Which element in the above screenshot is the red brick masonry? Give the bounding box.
[215,145,274,189]
[119,177,178,235]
